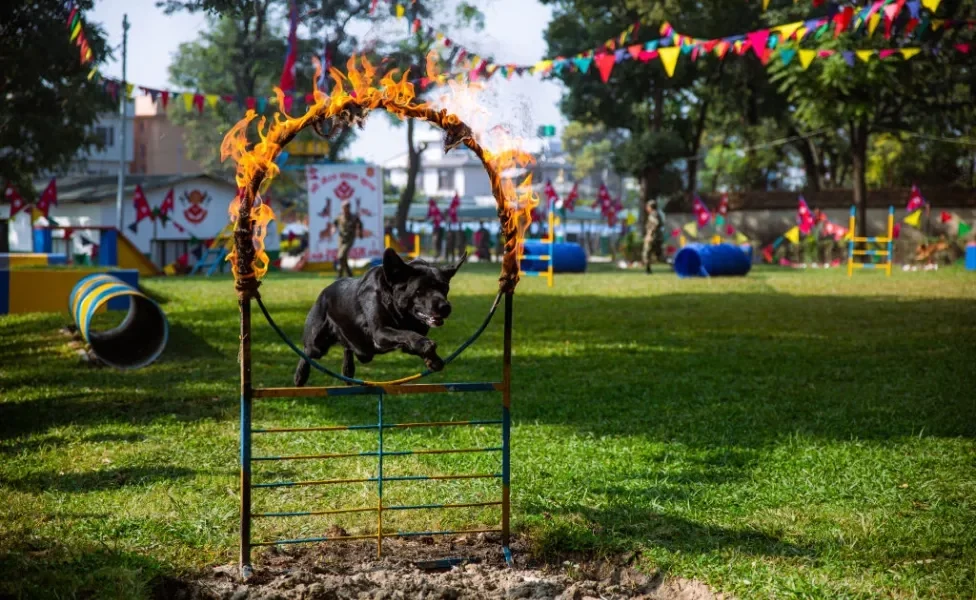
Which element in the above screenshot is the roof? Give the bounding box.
[34,173,236,204]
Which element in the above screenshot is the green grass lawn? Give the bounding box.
[2,264,976,599]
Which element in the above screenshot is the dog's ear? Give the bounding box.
[440,251,468,280]
[382,247,412,282]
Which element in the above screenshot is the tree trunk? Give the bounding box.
[686,99,710,197]
[396,117,421,240]
[638,168,653,238]
[850,119,869,238]
[0,219,8,253]
[788,126,822,192]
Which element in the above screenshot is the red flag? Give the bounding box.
[906,184,925,213]
[159,188,175,217]
[797,196,815,235]
[596,183,613,215]
[427,198,443,228]
[563,183,578,212]
[940,211,953,223]
[279,0,299,100]
[3,182,28,218]
[133,184,154,223]
[447,193,460,225]
[543,179,560,209]
[692,195,711,227]
[717,193,729,216]
[35,178,57,218]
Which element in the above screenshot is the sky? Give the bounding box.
[89,0,567,166]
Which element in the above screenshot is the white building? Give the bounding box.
[47,102,136,177]
[7,174,279,268]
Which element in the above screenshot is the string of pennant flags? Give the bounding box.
[70,0,969,116]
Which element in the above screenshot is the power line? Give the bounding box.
[877,127,976,147]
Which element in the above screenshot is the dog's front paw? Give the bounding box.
[425,354,445,372]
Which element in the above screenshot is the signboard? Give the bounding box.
[306,164,383,264]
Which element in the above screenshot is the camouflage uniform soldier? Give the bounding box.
[642,200,664,273]
[334,201,363,278]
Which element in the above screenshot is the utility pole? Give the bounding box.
[115,14,129,231]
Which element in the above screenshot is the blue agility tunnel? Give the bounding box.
[673,243,752,278]
[520,241,587,273]
[69,273,169,369]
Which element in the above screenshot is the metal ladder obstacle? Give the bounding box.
[518,196,555,287]
[847,205,894,277]
[190,222,236,276]
[238,294,514,578]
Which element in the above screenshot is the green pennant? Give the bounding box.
[715,215,726,227]
[190,235,201,245]
[958,221,972,238]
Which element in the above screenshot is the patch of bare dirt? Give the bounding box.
[155,535,727,600]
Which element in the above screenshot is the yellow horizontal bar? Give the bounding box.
[254,507,377,517]
[853,250,889,255]
[853,237,890,242]
[252,533,377,546]
[253,383,504,399]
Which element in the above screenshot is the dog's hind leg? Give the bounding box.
[342,348,356,382]
[294,323,335,387]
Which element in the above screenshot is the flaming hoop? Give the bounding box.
[221,55,539,299]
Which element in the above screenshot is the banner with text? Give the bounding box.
[306,164,383,264]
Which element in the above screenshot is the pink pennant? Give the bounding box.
[638,50,657,62]
[879,49,897,59]
[956,43,971,54]
[746,30,770,60]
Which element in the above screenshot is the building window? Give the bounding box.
[437,168,455,191]
[94,126,115,147]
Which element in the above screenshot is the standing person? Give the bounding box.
[445,227,456,262]
[476,221,491,261]
[334,200,363,278]
[433,225,445,260]
[642,200,665,274]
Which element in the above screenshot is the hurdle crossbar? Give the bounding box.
[847,205,894,277]
[238,293,514,577]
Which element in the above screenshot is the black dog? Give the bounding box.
[294,248,467,386]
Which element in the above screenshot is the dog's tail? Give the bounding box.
[294,358,311,387]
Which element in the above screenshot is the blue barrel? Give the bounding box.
[68,273,168,369]
[520,241,587,273]
[966,242,976,271]
[674,243,752,278]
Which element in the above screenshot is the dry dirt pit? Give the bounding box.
[155,535,727,600]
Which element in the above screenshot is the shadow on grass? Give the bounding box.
[5,465,197,493]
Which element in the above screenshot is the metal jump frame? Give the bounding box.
[518,196,555,287]
[847,205,894,277]
[237,293,514,578]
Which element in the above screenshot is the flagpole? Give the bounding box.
[114,14,129,231]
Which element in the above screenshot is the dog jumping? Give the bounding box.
[294,248,468,386]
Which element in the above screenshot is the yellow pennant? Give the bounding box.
[206,94,219,109]
[903,210,922,227]
[795,27,807,40]
[182,93,194,112]
[798,50,816,70]
[163,264,178,276]
[70,21,82,42]
[682,222,698,238]
[921,0,942,12]
[868,14,881,36]
[784,226,800,244]
[533,60,551,74]
[775,22,803,41]
[659,46,680,78]
[856,50,874,62]
[87,67,98,80]
[735,232,750,245]
[900,48,921,60]
[125,83,134,98]
[395,4,404,18]
[762,0,771,9]
[930,19,944,31]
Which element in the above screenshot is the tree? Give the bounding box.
[0,0,114,198]
[560,122,626,185]
[379,1,485,240]
[769,1,975,235]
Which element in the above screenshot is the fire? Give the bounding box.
[220,52,538,293]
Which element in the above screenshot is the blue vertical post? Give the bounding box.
[501,292,513,566]
[33,228,52,253]
[239,298,253,579]
[376,390,384,556]
[100,228,119,267]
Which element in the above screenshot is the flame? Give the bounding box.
[221,53,536,292]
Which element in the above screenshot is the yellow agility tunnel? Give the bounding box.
[69,273,169,370]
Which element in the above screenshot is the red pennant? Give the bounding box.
[627,44,642,60]
[637,50,658,62]
[955,43,971,54]
[594,53,616,83]
[879,49,897,59]
[133,184,154,223]
[35,178,57,217]
[245,97,257,110]
[564,183,578,212]
[161,91,169,109]
[4,182,27,218]
[940,211,953,223]
[192,94,205,114]
[158,188,175,218]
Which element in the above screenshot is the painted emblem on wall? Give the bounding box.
[180,189,211,224]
